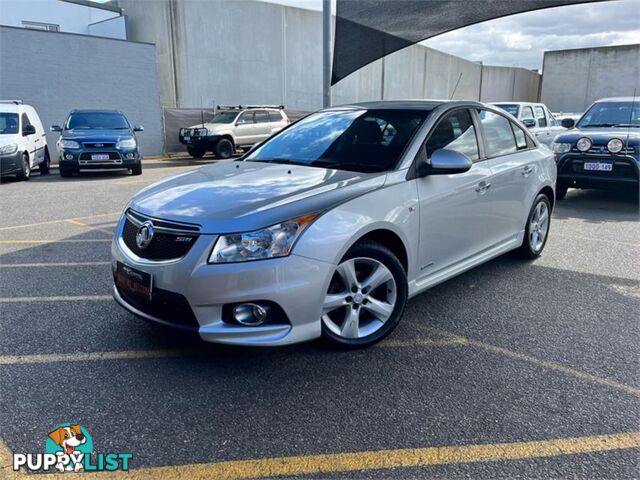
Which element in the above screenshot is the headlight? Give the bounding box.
[576,137,592,152]
[209,213,320,263]
[0,143,18,155]
[552,143,571,154]
[60,139,80,149]
[607,138,624,154]
[116,138,137,149]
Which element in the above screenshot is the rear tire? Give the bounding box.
[321,241,408,348]
[187,146,205,159]
[556,183,568,200]
[130,163,142,176]
[518,193,551,259]
[16,153,30,181]
[39,149,51,175]
[214,138,234,159]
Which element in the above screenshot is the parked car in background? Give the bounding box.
[493,102,565,147]
[113,100,556,348]
[51,110,144,178]
[553,112,583,126]
[0,100,50,180]
[551,97,639,199]
[179,105,289,159]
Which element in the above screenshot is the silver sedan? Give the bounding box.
[112,101,556,347]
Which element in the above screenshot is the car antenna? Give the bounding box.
[200,96,205,129]
[625,88,637,151]
[450,72,463,100]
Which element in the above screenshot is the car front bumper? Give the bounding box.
[111,214,334,346]
[59,148,140,170]
[0,151,23,175]
[556,153,639,189]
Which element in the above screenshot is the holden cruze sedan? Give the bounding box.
[112,101,556,348]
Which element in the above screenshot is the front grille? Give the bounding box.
[116,285,199,330]
[571,146,635,155]
[122,218,198,261]
[83,142,116,148]
[79,151,121,160]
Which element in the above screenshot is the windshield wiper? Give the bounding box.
[252,158,299,165]
[581,123,616,128]
[612,124,640,128]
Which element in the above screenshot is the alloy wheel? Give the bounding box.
[322,257,397,339]
[529,201,549,252]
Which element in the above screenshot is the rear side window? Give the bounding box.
[521,106,534,121]
[254,111,269,123]
[534,106,547,127]
[268,110,283,122]
[425,109,479,161]
[478,110,517,157]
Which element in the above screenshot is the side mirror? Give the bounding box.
[417,149,472,177]
[22,125,36,136]
[522,118,536,128]
[133,125,144,132]
[561,118,575,129]
[50,125,62,132]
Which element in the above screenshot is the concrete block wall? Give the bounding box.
[0,26,163,157]
[479,66,541,103]
[541,44,640,113]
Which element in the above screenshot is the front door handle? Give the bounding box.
[522,165,534,176]
[475,181,491,193]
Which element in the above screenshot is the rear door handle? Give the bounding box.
[475,181,491,193]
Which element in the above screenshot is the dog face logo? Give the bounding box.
[135,221,154,249]
[45,424,92,473]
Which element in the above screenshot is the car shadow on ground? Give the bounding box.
[553,188,639,223]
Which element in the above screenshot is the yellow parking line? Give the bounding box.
[0,212,119,231]
[0,349,186,366]
[5,432,639,479]
[0,262,110,268]
[416,326,640,397]
[0,295,112,303]
[0,239,111,244]
[65,219,114,236]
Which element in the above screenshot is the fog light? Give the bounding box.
[65,154,73,160]
[233,303,269,326]
[126,153,135,159]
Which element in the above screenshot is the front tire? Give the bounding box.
[214,138,234,159]
[59,166,74,178]
[518,193,551,259]
[130,162,142,175]
[16,153,30,181]
[321,241,407,348]
[187,146,205,159]
[39,149,51,175]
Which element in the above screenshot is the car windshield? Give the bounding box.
[245,109,429,173]
[577,101,640,128]
[65,112,130,130]
[0,113,19,134]
[495,104,519,117]
[210,111,238,124]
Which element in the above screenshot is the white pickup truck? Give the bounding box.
[492,102,565,147]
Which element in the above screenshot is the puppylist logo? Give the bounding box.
[12,423,132,473]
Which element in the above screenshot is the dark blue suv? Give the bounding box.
[51,110,144,177]
[552,97,639,199]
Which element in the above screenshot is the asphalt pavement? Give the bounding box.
[0,159,638,479]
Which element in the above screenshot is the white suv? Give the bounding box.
[179,106,289,159]
[492,102,565,147]
[0,100,50,180]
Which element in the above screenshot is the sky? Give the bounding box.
[259,0,640,70]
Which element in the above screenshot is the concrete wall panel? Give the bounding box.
[0,26,162,156]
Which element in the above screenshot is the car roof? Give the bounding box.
[0,104,21,114]
[594,97,637,103]
[324,100,484,111]
[492,102,543,106]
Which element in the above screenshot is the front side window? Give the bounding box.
[521,106,534,121]
[246,109,429,173]
[425,109,479,161]
[479,110,517,157]
[65,112,130,130]
[21,113,32,129]
[0,113,19,134]
[254,111,270,123]
[237,112,255,125]
[210,111,238,124]
[534,106,547,127]
[577,101,640,128]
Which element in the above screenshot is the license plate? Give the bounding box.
[115,262,152,299]
[584,162,612,171]
[91,153,110,161]
[183,136,191,143]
